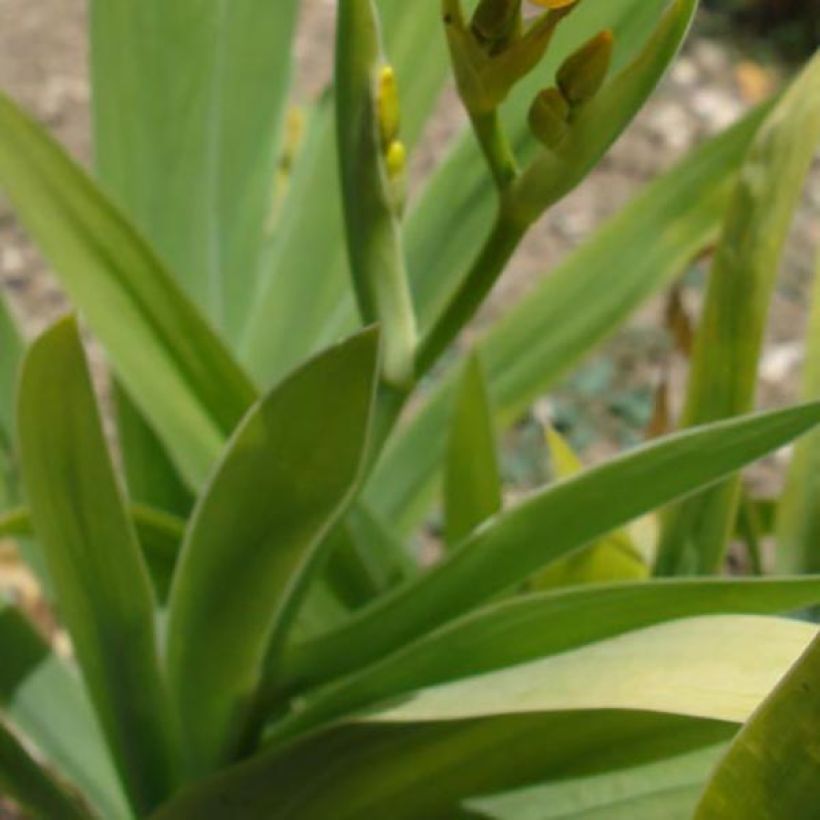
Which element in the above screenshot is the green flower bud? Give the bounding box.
[471,0,521,51]
[556,30,614,106]
[528,86,570,149]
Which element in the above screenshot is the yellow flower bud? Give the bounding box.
[556,29,614,106]
[377,65,401,148]
[385,139,407,180]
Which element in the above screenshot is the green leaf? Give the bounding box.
[286,404,820,687]
[444,355,502,546]
[0,504,186,604]
[0,92,258,490]
[113,385,193,517]
[656,51,820,576]
[0,294,22,451]
[0,718,90,820]
[155,615,815,819]
[275,577,820,731]
[695,632,820,819]
[778,253,820,575]
[165,329,379,775]
[16,317,179,815]
[90,0,300,335]
[369,103,770,532]
[0,602,129,818]
[155,712,730,820]
[530,427,646,589]
[466,744,728,819]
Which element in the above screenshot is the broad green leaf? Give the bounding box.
[696,631,820,819]
[275,577,820,730]
[778,252,820,575]
[531,427,646,588]
[0,718,90,820]
[466,744,728,819]
[656,52,820,576]
[17,318,179,814]
[166,329,379,775]
[335,0,417,387]
[90,0,300,335]
[369,103,770,532]
[0,92,258,490]
[156,615,815,819]
[156,713,730,820]
[364,615,814,724]
[295,404,820,686]
[444,355,502,546]
[0,602,128,818]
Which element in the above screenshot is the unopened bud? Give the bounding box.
[377,65,401,148]
[472,0,520,47]
[528,87,570,149]
[385,139,407,180]
[556,30,614,106]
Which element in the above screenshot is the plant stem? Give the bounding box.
[415,207,527,377]
[470,110,519,190]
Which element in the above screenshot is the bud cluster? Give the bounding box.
[528,30,614,149]
[443,0,581,116]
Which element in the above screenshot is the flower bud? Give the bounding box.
[471,0,521,48]
[556,30,614,106]
[528,86,570,149]
[376,65,401,149]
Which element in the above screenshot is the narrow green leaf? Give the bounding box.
[466,744,728,820]
[0,719,90,820]
[275,577,820,732]
[0,294,22,449]
[166,329,379,775]
[0,603,128,818]
[695,632,820,819]
[0,92,258,489]
[656,52,820,576]
[289,404,820,687]
[531,427,646,588]
[444,355,502,546]
[778,252,820,575]
[114,385,193,517]
[369,104,770,532]
[17,317,179,814]
[0,504,186,604]
[90,0,300,334]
